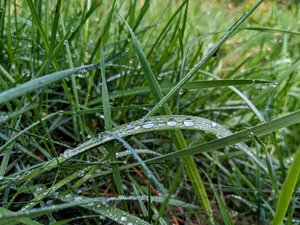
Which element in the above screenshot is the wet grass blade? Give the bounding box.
[272,145,300,225]
[204,171,234,225]
[0,64,98,105]
[100,43,126,205]
[243,26,300,35]
[0,207,43,225]
[4,114,267,190]
[146,110,300,163]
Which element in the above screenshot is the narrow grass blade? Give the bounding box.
[243,26,300,35]
[108,79,273,99]
[146,111,300,163]
[203,171,234,225]
[0,207,43,225]
[100,43,126,205]
[58,194,151,225]
[272,145,300,225]
[0,64,99,105]
[26,0,49,51]
[0,196,151,225]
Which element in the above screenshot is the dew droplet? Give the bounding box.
[167,118,177,127]
[87,202,94,206]
[270,82,278,88]
[77,170,85,177]
[77,73,86,78]
[134,126,140,130]
[211,122,217,127]
[142,119,154,129]
[74,196,83,201]
[183,118,194,127]
[120,216,127,221]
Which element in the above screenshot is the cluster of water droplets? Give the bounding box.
[76,64,99,78]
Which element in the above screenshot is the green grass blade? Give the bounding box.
[107,79,273,99]
[204,171,234,225]
[0,207,43,225]
[146,110,300,163]
[26,0,49,51]
[6,114,267,189]
[58,194,151,225]
[100,43,126,206]
[0,64,98,105]
[272,145,300,225]
[243,26,300,35]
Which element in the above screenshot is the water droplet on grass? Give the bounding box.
[77,170,85,177]
[167,118,177,126]
[142,119,154,129]
[74,196,83,201]
[134,126,140,130]
[77,71,86,78]
[183,118,194,127]
[120,216,127,221]
[270,82,278,88]
[211,122,217,127]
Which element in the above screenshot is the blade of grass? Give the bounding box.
[271,145,300,225]
[0,207,43,225]
[0,64,99,105]
[145,111,300,164]
[100,43,126,207]
[203,171,234,225]
[242,26,300,35]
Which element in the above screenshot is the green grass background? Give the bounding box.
[0,0,300,224]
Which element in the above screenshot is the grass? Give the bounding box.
[0,0,300,224]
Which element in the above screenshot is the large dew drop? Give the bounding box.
[142,119,154,129]
[183,118,194,127]
[167,118,177,127]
